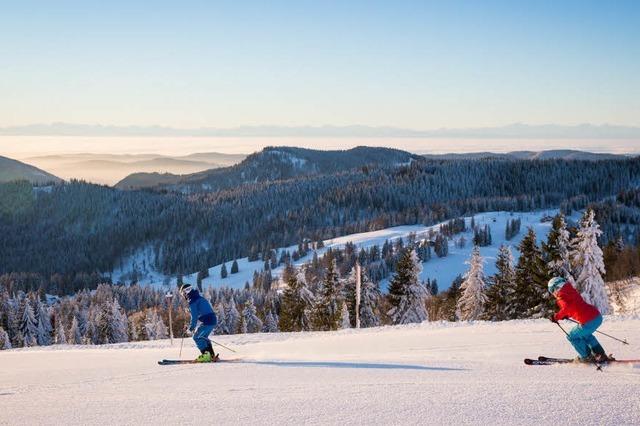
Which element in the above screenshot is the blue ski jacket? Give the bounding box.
[187,290,216,330]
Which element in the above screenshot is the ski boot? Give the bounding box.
[195,351,213,363]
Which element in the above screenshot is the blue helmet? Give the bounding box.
[548,277,566,293]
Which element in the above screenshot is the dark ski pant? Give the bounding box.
[567,314,604,358]
[193,324,215,351]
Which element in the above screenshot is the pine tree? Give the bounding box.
[0,327,11,350]
[225,298,240,334]
[241,297,263,333]
[312,257,342,331]
[279,269,314,332]
[263,311,279,333]
[69,316,82,344]
[340,302,351,329]
[144,309,166,340]
[359,272,381,328]
[214,302,228,335]
[231,259,239,274]
[512,228,552,318]
[18,297,38,347]
[54,318,67,344]
[543,214,574,281]
[387,249,429,324]
[483,245,516,321]
[456,246,486,321]
[570,209,610,314]
[34,299,52,346]
[221,263,228,279]
[111,299,129,343]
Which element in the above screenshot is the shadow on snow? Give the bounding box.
[242,360,466,371]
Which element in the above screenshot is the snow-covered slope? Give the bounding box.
[2,318,639,425]
[118,210,567,292]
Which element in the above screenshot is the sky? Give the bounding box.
[1,0,639,132]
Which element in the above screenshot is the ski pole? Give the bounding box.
[566,318,629,345]
[210,339,237,353]
[179,330,186,358]
[555,321,570,337]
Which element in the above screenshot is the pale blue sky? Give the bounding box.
[1,0,639,129]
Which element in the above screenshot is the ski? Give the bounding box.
[526,356,640,366]
[538,356,573,363]
[158,357,241,366]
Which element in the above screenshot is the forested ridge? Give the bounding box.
[1,154,639,291]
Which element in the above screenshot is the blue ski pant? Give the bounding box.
[193,324,215,351]
[567,314,604,358]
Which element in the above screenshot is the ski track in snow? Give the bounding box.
[2,318,639,425]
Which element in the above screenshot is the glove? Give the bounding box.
[186,327,195,336]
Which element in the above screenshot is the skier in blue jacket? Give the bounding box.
[179,283,218,362]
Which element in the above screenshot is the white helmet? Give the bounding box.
[179,283,194,298]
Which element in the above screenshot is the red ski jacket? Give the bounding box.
[553,283,600,324]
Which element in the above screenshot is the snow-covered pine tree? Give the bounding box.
[263,311,278,333]
[0,326,11,350]
[456,246,487,321]
[54,318,67,344]
[311,256,342,331]
[359,271,381,328]
[340,301,351,329]
[241,297,263,333]
[69,316,82,344]
[17,297,38,347]
[225,297,241,334]
[543,214,574,282]
[278,268,315,332]
[512,228,552,318]
[34,298,52,346]
[483,245,516,321]
[144,309,167,340]
[111,299,129,343]
[214,302,228,335]
[387,249,429,324]
[231,259,239,274]
[570,209,610,314]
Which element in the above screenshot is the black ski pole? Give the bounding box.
[211,339,237,353]
[566,318,629,345]
[555,321,570,337]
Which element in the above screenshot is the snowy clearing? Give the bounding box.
[2,317,639,425]
[116,210,568,292]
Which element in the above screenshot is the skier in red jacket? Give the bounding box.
[548,277,610,362]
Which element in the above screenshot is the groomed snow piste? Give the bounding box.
[2,317,639,425]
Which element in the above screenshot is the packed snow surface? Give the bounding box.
[2,318,639,425]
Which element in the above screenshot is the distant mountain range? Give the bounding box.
[115,146,421,191]
[0,156,62,184]
[115,147,628,191]
[422,150,627,161]
[23,152,246,185]
[2,122,640,138]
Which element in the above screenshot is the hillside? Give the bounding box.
[24,152,246,185]
[2,157,639,288]
[1,318,639,425]
[422,149,627,161]
[0,156,61,184]
[118,210,564,291]
[116,146,421,191]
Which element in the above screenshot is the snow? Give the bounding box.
[117,210,572,292]
[2,317,639,425]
